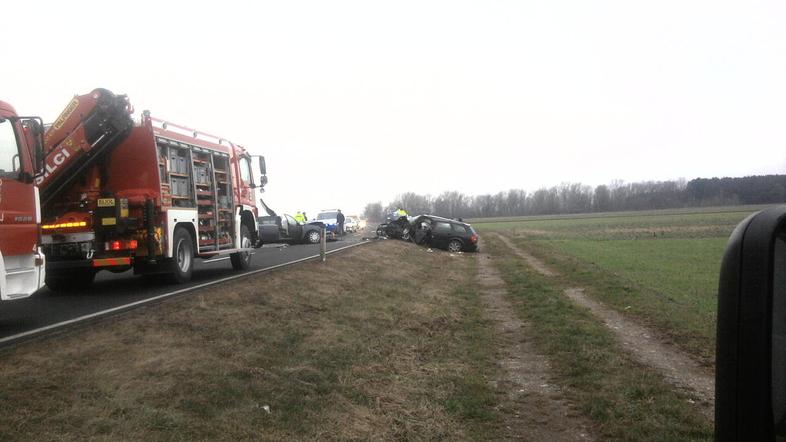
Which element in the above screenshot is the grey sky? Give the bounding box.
[3,1,785,216]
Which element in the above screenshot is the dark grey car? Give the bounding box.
[258,214,324,245]
[409,215,479,252]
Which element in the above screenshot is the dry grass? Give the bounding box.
[0,241,500,441]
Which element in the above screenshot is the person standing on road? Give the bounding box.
[336,209,345,237]
[294,211,306,223]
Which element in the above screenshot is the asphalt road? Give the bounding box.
[0,234,368,341]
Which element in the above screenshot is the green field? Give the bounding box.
[483,235,712,440]
[473,206,764,363]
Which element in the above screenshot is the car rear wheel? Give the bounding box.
[231,225,253,270]
[306,229,321,244]
[447,239,463,253]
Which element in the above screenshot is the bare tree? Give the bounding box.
[363,202,384,222]
[363,175,786,220]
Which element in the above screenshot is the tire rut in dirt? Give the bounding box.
[491,231,715,420]
[476,250,594,441]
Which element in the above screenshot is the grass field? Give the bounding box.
[483,234,713,440]
[473,206,761,364]
[0,242,503,441]
[466,204,772,225]
[0,212,746,439]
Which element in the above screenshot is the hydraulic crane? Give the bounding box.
[37,89,266,290]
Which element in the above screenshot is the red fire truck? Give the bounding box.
[39,89,266,290]
[0,100,46,299]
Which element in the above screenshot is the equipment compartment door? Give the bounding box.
[0,179,38,257]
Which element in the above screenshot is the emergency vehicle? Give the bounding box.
[0,100,46,299]
[39,89,266,290]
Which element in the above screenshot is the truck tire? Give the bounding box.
[305,229,321,244]
[45,269,96,292]
[230,225,252,270]
[168,227,194,283]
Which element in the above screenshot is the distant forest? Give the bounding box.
[363,175,786,221]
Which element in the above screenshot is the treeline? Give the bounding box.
[362,175,786,221]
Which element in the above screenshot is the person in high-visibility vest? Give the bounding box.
[396,208,408,219]
[294,211,306,223]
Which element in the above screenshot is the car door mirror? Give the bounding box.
[716,205,786,441]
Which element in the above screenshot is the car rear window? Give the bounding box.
[451,224,468,234]
[317,212,338,220]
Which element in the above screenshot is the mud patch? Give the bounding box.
[476,251,593,441]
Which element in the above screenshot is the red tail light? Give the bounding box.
[105,240,138,251]
[470,234,478,243]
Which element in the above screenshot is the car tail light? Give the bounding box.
[470,234,478,243]
[109,240,121,251]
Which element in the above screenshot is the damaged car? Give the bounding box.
[409,215,479,253]
[376,216,412,240]
[258,214,324,244]
[377,214,479,252]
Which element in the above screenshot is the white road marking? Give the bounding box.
[0,240,373,346]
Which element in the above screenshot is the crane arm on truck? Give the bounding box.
[36,88,133,207]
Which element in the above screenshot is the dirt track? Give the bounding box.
[489,232,715,420]
[475,250,594,441]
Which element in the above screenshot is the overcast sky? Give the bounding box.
[3,1,785,216]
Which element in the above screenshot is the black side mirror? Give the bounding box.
[716,205,786,440]
[27,118,45,174]
[14,117,45,175]
[258,156,267,176]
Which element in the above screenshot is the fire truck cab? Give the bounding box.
[40,91,266,290]
[0,100,45,299]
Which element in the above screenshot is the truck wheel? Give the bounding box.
[45,269,96,292]
[306,229,321,244]
[230,225,253,270]
[168,227,194,283]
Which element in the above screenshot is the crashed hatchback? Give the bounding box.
[409,215,479,253]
